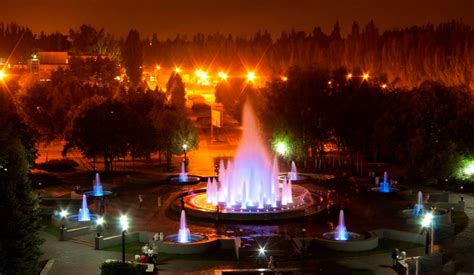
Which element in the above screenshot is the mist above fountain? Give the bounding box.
[78,194,91,221]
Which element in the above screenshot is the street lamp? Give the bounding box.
[0,70,5,80]
[218,71,228,80]
[363,73,370,81]
[59,209,69,218]
[120,215,129,262]
[421,212,434,254]
[258,245,266,256]
[247,72,256,82]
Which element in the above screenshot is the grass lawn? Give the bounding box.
[103,242,147,255]
[307,238,423,260]
[452,211,468,234]
[40,216,60,238]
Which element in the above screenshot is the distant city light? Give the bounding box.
[363,73,369,81]
[327,81,332,85]
[281,76,288,82]
[195,69,203,76]
[247,72,256,82]
[156,65,161,70]
[175,67,181,73]
[218,71,228,80]
[381,84,387,89]
[114,76,121,81]
[347,73,352,79]
[0,70,5,80]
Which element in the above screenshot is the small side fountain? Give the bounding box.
[177,210,191,243]
[412,191,424,217]
[322,210,360,241]
[78,194,91,221]
[83,173,113,198]
[280,161,308,182]
[169,161,201,185]
[370,171,399,193]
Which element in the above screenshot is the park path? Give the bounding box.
[450,192,474,272]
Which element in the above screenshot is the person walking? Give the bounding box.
[392,248,399,267]
[139,194,144,209]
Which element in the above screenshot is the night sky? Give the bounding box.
[2,0,473,37]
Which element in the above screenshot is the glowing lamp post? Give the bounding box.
[0,70,5,80]
[218,72,228,81]
[258,245,266,256]
[421,212,434,254]
[363,73,369,81]
[120,215,129,262]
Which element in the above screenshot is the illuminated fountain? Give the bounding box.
[280,161,308,182]
[322,210,361,241]
[163,210,204,243]
[370,171,399,193]
[169,161,201,184]
[78,194,91,221]
[83,173,113,197]
[178,210,191,243]
[412,191,424,217]
[177,102,324,221]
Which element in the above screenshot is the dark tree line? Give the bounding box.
[1,21,473,89]
[254,66,474,183]
[0,89,42,274]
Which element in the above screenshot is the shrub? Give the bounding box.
[100,261,146,275]
[36,158,79,172]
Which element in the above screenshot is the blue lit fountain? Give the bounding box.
[412,191,424,217]
[78,194,91,221]
[370,171,399,193]
[169,161,201,184]
[323,210,361,241]
[83,173,113,198]
[164,210,204,243]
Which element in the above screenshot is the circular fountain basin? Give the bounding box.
[278,173,309,183]
[83,190,114,198]
[51,214,99,228]
[303,231,379,252]
[155,234,221,254]
[370,186,400,193]
[172,184,325,221]
[169,175,201,185]
[322,231,363,241]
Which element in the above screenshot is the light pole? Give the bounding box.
[421,212,434,254]
[182,144,188,172]
[119,215,129,262]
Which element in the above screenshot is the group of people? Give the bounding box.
[134,243,158,265]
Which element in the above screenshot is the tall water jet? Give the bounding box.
[288,161,298,181]
[92,173,104,196]
[179,161,188,182]
[412,191,424,217]
[335,210,349,241]
[78,194,91,221]
[379,171,390,193]
[178,210,191,243]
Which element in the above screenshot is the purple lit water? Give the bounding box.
[335,210,349,240]
[178,210,191,243]
[205,103,293,209]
